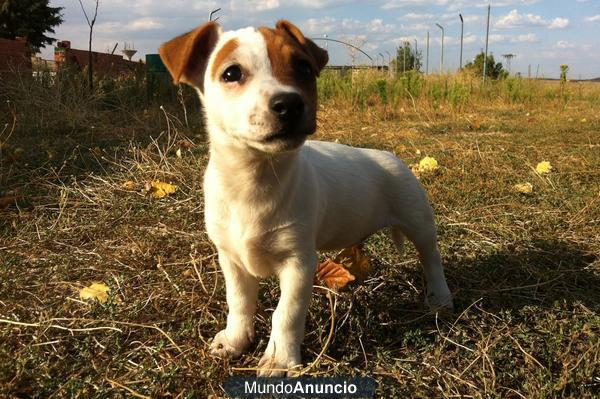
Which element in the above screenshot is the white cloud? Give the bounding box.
[96,18,164,33]
[401,13,434,20]
[548,17,569,29]
[382,0,449,10]
[495,9,569,30]
[229,0,279,11]
[584,15,600,22]
[489,33,539,43]
[555,40,575,49]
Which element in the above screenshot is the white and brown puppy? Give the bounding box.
[159,20,453,377]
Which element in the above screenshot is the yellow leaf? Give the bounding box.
[581,118,587,123]
[514,182,533,194]
[418,156,439,173]
[176,148,182,158]
[79,282,110,303]
[149,181,177,199]
[535,161,553,175]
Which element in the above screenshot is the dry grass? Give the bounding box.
[1,73,599,398]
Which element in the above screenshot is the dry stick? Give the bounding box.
[105,376,151,399]
[435,313,475,353]
[0,318,182,353]
[509,335,547,370]
[300,288,337,375]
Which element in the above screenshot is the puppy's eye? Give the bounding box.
[296,60,313,78]
[222,65,243,83]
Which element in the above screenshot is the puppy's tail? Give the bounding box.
[391,227,405,254]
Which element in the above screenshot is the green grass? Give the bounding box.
[1,71,599,398]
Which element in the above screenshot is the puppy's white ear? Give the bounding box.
[275,20,329,74]
[159,22,221,90]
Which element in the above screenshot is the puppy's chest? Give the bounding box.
[205,199,298,277]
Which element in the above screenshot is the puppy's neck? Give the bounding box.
[207,130,299,199]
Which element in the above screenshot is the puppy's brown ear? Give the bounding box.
[275,19,329,74]
[159,22,221,90]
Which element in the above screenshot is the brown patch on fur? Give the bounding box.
[159,22,220,91]
[258,21,327,105]
[211,39,239,80]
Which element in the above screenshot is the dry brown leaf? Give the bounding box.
[0,196,18,208]
[122,180,137,190]
[335,244,372,282]
[315,259,356,290]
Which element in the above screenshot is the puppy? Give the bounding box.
[159,20,453,377]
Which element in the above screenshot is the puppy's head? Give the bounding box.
[159,20,328,153]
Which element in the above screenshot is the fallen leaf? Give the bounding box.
[122,180,137,190]
[581,118,587,123]
[335,245,372,282]
[514,182,533,194]
[418,156,439,173]
[0,196,18,208]
[148,181,178,199]
[535,161,553,175]
[315,259,356,290]
[176,148,182,158]
[79,282,110,303]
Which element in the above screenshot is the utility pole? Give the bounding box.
[483,3,491,82]
[385,50,392,76]
[209,8,221,21]
[414,39,418,71]
[435,23,444,74]
[459,13,464,70]
[426,31,429,75]
[402,42,407,73]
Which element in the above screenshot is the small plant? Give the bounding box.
[560,64,569,107]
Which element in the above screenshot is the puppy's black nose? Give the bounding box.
[269,92,304,122]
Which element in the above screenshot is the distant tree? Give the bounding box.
[464,51,507,79]
[391,41,422,74]
[0,0,63,52]
[77,0,99,93]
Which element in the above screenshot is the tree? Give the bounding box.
[464,51,507,79]
[0,0,63,52]
[391,41,422,74]
[77,0,99,92]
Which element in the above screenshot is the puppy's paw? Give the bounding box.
[426,290,454,314]
[209,327,254,359]
[257,345,302,377]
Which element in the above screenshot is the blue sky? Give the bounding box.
[43,1,600,79]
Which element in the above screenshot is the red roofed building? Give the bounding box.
[0,37,32,73]
[54,41,142,76]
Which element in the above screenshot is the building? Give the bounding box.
[0,37,32,73]
[54,41,142,76]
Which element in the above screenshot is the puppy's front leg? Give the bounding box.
[258,253,317,377]
[210,250,259,359]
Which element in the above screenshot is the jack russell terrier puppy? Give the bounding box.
[159,20,453,377]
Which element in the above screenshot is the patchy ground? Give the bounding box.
[1,80,599,398]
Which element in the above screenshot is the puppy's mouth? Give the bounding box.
[262,127,313,143]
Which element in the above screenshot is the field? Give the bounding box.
[1,69,599,398]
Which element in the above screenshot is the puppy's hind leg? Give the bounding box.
[392,212,453,312]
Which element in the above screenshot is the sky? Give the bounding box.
[41,1,600,79]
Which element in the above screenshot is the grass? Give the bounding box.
[1,69,599,398]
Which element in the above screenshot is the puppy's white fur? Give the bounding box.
[160,22,453,377]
